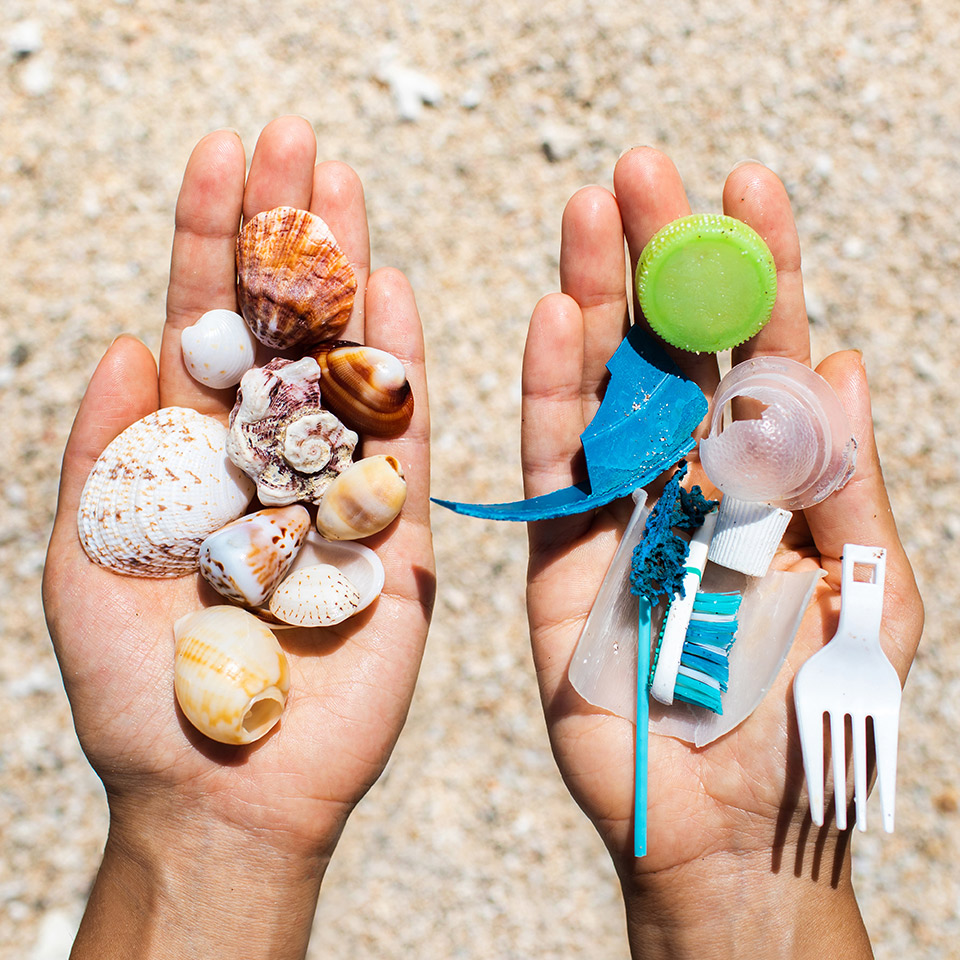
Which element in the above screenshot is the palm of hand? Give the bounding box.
[43,118,434,854]
[522,150,922,878]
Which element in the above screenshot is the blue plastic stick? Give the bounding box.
[635,596,651,858]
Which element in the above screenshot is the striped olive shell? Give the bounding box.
[309,342,414,437]
[77,407,255,577]
[236,206,357,349]
[173,606,290,745]
[226,357,358,506]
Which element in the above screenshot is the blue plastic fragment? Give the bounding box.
[431,326,708,521]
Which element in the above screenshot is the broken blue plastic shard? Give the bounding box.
[431,326,708,521]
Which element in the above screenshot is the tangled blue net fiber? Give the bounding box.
[629,462,717,602]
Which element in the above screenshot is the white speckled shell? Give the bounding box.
[268,564,362,627]
[226,357,358,506]
[263,531,384,627]
[174,606,290,745]
[78,407,255,577]
[315,455,407,540]
[199,505,311,607]
[181,309,259,389]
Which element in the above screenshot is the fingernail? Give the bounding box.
[731,157,763,171]
[617,145,649,160]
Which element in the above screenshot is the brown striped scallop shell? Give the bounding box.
[309,341,414,437]
[236,206,357,349]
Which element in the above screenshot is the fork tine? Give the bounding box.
[830,711,848,831]
[793,675,825,826]
[873,709,900,833]
[852,713,868,831]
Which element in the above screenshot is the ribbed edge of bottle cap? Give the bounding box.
[707,497,793,577]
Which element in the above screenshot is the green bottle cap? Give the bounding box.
[635,214,777,353]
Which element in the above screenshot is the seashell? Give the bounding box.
[309,341,414,437]
[174,606,290,745]
[267,564,363,627]
[78,407,255,577]
[180,309,258,389]
[261,532,385,627]
[236,206,357,349]
[226,357,358,506]
[315,455,407,540]
[698,356,857,511]
[199,505,310,607]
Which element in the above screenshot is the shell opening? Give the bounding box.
[242,690,285,736]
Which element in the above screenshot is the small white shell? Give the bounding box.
[78,407,255,577]
[315,455,407,540]
[181,309,259,389]
[173,606,290,745]
[199,505,311,607]
[268,564,362,627]
[264,531,385,627]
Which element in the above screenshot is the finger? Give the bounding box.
[161,129,246,414]
[310,161,370,342]
[724,163,811,366]
[52,336,159,532]
[360,267,430,531]
[241,116,317,220]
[558,185,630,423]
[612,149,720,398]
[803,351,922,668]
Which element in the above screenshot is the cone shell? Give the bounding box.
[181,309,258,389]
[226,357,358,506]
[310,342,414,437]
[174,606,290,745]
[267,564,363,627]
[78,407,255,577]
[236,206,357,349]
[315,455,407,540]
[199,505,311,608]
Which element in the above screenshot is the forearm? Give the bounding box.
[618,849,872,960]
[72,813,329,960]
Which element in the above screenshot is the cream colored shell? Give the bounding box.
[267,564,362,627]
[77,407,255,577]
[315,455,407,540]
[173,606,290,745]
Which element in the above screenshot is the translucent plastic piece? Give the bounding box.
[569,552,824,746]
[699,357,857,511]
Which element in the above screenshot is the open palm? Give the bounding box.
[42,117,435,862]
[521,148,923,901]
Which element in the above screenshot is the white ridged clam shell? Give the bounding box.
[78,407,255,577]
[264,531,385,627]
[199,505,311,607]
[181,309,259,389]
[174,606,290,745]
[315,455,407,540]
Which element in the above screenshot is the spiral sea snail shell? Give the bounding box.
[236,206,357,349]
[173,606,290,745]
[226,357,358,506]
[309,342,414,437]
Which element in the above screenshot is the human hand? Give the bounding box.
[42,116,434,959]
[521,148,923,958]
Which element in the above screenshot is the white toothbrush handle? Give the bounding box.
[650,511,718,705]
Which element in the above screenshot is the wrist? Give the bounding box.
[72,799,330,960]
[617,848,872,960]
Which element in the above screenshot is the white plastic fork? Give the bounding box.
[793,544,902,832]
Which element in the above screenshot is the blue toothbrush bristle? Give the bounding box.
[672,591,741,714]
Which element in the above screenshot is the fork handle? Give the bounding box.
[837,544,886,643]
